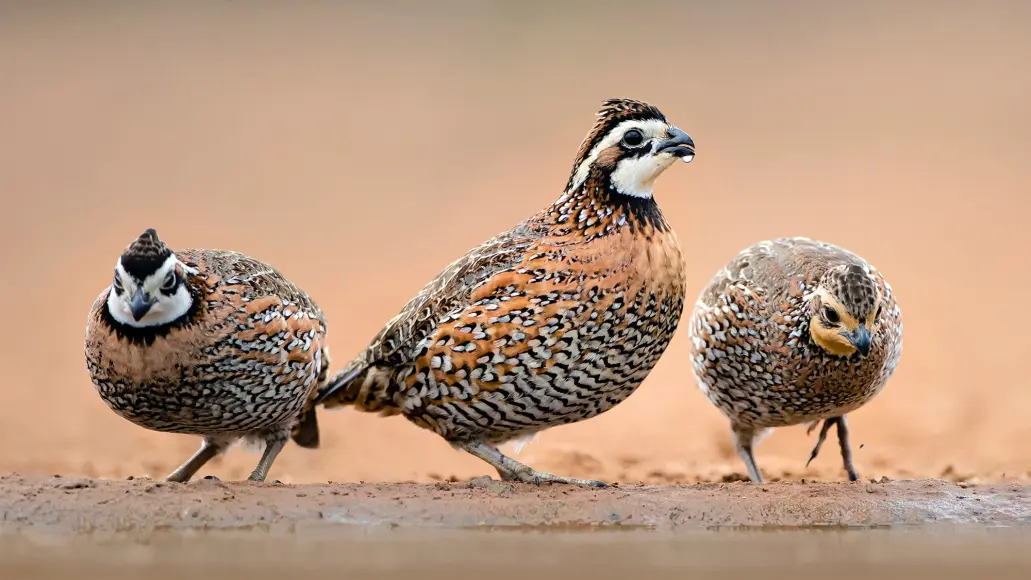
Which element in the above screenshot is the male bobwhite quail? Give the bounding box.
[303,98,695,486]
[688,237,903,483]
[84,229,330,483]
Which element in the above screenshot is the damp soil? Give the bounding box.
[2,475,1031,578]
[0,474,1027,535]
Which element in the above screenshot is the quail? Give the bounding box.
[302,98,695,487]
[688,237,903,483]
[84,229,330,483]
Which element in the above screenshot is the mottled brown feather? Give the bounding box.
[313,99,689,451]
[689,237,903,428]
[84,249,330,446]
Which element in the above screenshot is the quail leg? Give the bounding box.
[805,416,859,481]
[731,423,767,484]
[165,437,228,483]
[248,430,289,482]
[459,441,609,488]
[805,419,834,467]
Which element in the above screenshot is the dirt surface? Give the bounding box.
[0,475,1028,536]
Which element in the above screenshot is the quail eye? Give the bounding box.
[823,306,840,324]
[112,274,124,293]
[162,271,177,291]
[622,129,644,147]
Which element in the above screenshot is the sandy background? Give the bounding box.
[0,1,1029,485]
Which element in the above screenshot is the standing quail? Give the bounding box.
[84,229,330,483]
[688,237,903,483]
[303,98,695,486]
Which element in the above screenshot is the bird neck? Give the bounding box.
[100,277,205,346]
[543,175,668,240]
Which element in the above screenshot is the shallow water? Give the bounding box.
[3,525,1031,579]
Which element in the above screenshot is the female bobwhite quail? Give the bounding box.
[304,98,696,487]
[84,228,330,483]
[688,237,903,483]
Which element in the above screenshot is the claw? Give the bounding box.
[461,441,609,488]
[511,467,608,487]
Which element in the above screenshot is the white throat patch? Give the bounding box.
[107,254,194,328]
[608,153,677,198]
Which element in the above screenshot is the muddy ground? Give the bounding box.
[6,473,1031,578]
[1,474,1028,536]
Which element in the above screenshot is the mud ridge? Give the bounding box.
[0,475,1028,537]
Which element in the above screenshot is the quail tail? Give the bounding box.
[291,346,329,449]
[290,407,321,449]
[806,416,860,481]
[459,441,609,488]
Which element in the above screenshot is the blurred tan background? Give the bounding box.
[0,0,1028,484]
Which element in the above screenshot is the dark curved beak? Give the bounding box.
[844,325,872,357]
[655,126,695,160]
[129,287,154,321]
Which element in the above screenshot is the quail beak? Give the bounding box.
[655,126,695,163]
[129,287,154,321]
[844,325,872,357]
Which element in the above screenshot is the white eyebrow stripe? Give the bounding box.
[569,118,669,192]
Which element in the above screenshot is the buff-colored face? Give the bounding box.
[808,286,882,358]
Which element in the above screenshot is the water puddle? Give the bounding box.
[3,525,1031,578]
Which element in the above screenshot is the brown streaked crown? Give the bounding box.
[821,264,881,321]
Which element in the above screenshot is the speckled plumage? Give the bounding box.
[305,98,695,486]
[688,237,903,483]
[84,229,330,483]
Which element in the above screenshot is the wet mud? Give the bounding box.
[0,475,1027,535]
